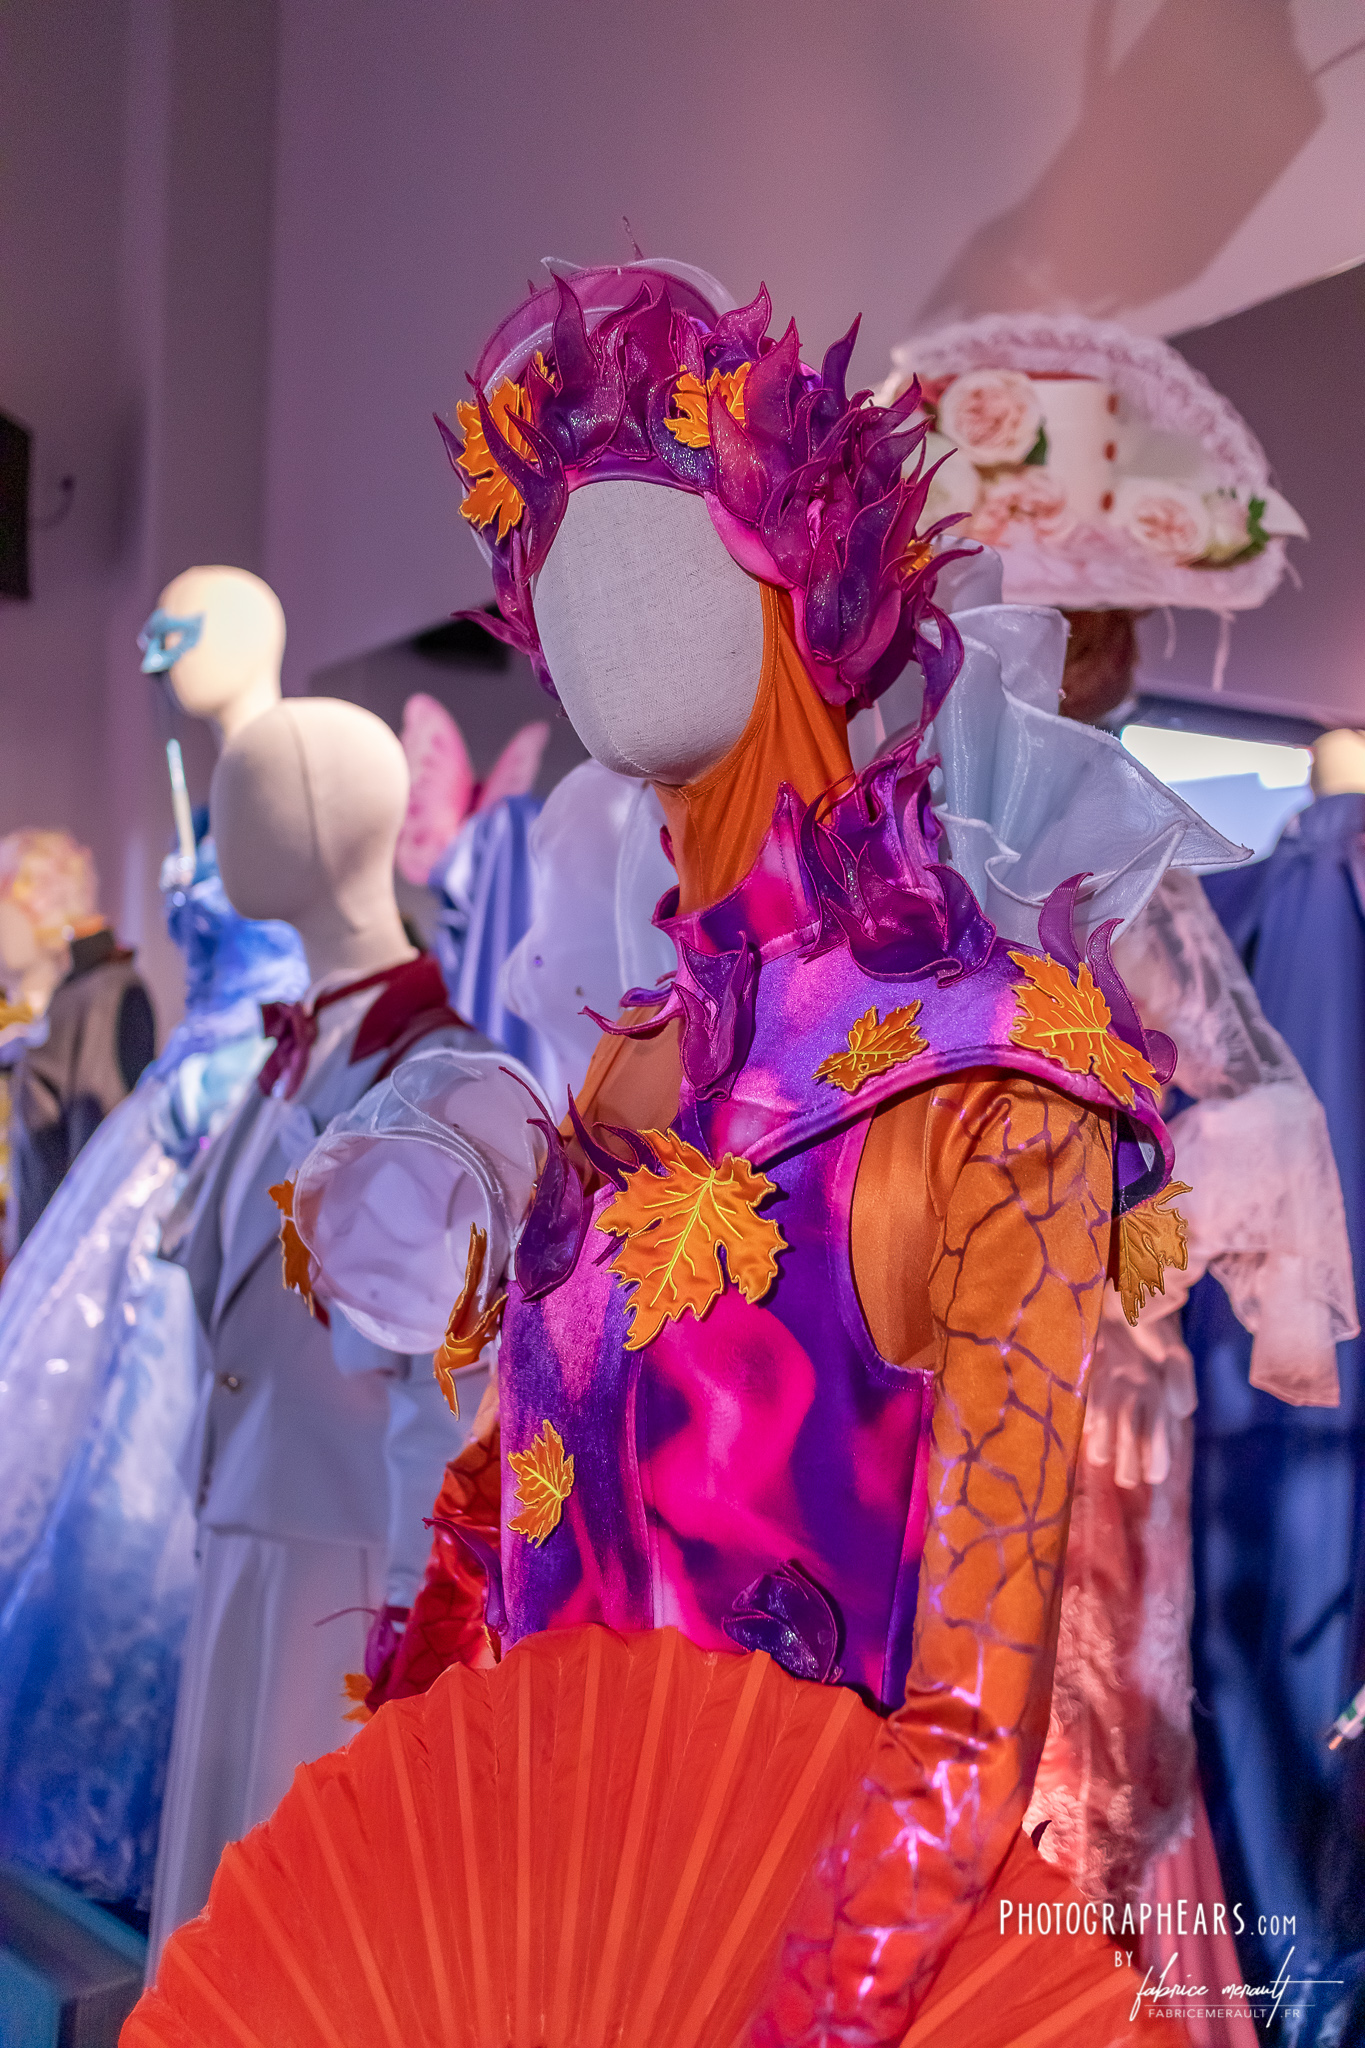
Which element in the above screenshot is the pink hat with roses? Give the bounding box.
[878,312,1305,613]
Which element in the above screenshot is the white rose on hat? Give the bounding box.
[970,468,1073,547]
[1113,478,1212,563]
[938,369,1043,467]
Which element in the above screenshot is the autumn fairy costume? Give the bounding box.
[127,265,1229,2047]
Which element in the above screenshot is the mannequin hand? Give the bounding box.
[1084,1313,1196,1487]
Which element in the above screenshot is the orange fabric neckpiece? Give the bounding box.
[652,581,852,915]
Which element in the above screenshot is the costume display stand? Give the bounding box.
[129,261,1241,2046]
[877,313,1346,2047]
[0,576,309,1916]
[1190,766,1365,2044]
[143,696,525,1976]
[0,832,154,1249]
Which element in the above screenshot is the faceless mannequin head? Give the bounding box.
[1312,729,1365,797]
[211,699,413,985]
[532,482,764,785]
[148,566,285,744]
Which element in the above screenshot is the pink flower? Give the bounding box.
[938,369,1042,466]
[1114,479,1211,563]
[968,469,1073,547]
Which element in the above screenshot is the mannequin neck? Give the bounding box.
[654,584,852,913]
[292,896,415,991]
[214,672,281,748]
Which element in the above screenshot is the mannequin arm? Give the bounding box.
[757,1075,1112,2044]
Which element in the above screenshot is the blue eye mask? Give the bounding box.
[138,609,205,674]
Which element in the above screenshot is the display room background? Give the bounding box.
[2,0,1362,1028]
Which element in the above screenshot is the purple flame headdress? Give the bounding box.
[439,263,968,718]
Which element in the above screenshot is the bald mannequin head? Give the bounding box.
[532,481,763,784]
[212,698,414,983]
[153,565,285,742]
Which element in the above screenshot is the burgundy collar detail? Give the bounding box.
[259,954,460,1099]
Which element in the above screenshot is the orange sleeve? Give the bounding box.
[760,1073,1114,2044]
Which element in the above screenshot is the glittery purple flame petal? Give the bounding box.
[706,283,773,368]
[566,1089,629,1191]
[424,1514,507,1634]
[721,1559,843,1685]
[645,377,716,491]
[514,1116,590,1301]
[582,985,684,1040]
[709,374,771,526]
[913,605,965,734]
[674,938,758,1101]
[800,748,995,981]
[473,387,568,553]
[540,275,627,462]
[820,317,861,414]
[591,1122,666,1177]
[456,279,967,713]
[1085,918,1176,1085]
[1036,874,1088,971]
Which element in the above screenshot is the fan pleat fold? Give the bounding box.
[127,1626,883,2047]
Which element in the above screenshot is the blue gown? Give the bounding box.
[428,794,554,1093]
[1192,794,1365,2046]
[0,839,307,1909]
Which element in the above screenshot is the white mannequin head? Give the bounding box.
[147,565,285,744]
[1312,729,1365,798]
[532,481,763,785]
[211,698,414,985]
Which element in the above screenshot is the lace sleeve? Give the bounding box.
[1114,870,1357,1405]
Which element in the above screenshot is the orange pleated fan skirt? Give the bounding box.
[125,1626,1169,2048]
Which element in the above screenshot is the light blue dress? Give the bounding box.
[0,838,306,1908]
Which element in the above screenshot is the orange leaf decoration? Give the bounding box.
[507,1419,575,1546]
[433,1221,506,1417]
[598,1129,785,1351]
[454,377,535,541]
[666,363,751,450]
[1007,950,1158,1108]
[1117,1180,1192,1325]
[897,535,935,583]
[268,1179,324,1320]
[814,1002,927,1095]
[341,1671,373,1725]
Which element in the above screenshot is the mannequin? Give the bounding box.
[0,829,154,1245]
[1189,728,1365,2032]
[143,566,284,743]
[146,698,481,1976]
[211,699,414,983]
[533,483,762,782]
[135,269,1196,2047]
[1312,727,1365,797]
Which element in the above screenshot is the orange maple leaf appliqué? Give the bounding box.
[1117,1180,1192,1325]
[815,1002,927,1095]
[1007,950,1158,1108]
[507,1419,575,1546]
[433,1221,506,1418]
[666,363,752,450]
[598,1128,785,1351]
[267,1179,325,1320]
[341,1671,373,1725]
[454,376,536,541]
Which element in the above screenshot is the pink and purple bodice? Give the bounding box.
[498,743,1174,1710]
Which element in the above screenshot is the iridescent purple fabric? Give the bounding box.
[441,269,970,716]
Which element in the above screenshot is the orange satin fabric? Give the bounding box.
[653,579,853,916]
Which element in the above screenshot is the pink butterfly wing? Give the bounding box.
[396,693,475,884]
[474,721,551,813]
